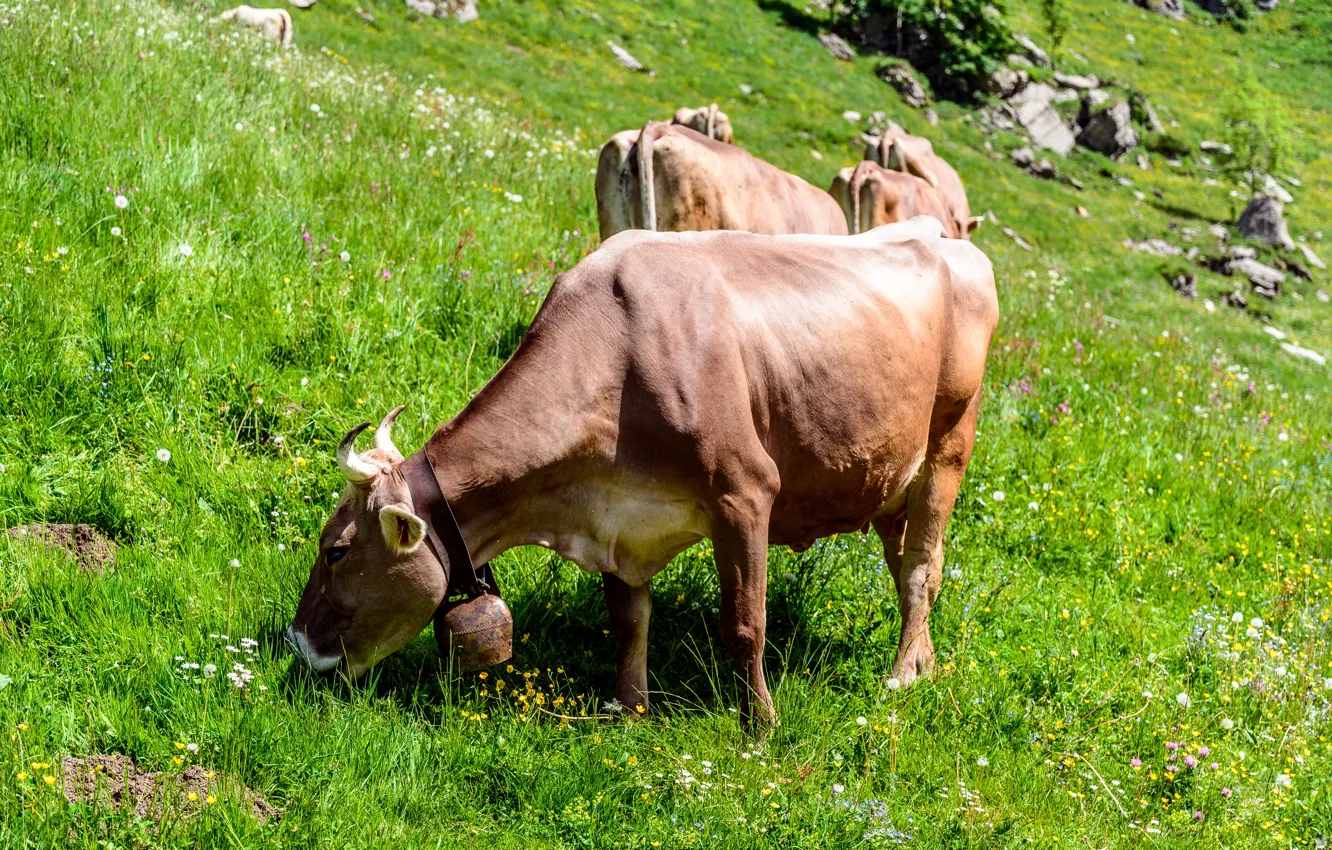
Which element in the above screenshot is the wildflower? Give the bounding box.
[310,103,321,113]
[484,148,495,158]
[114,194,129,209]
[1175,692,1191,708]
[855,716,867,726]
[603,698,625,714]
[187,791,198,802]
[1221,787,1232,798]
[206,794,217,804]
[1183,755,1198,769]
[1028,501,1039,511]
[832,783,844,794]
[230,559,240,568]
[186,743,198,753]
[203,664,216,677]
[111,226,122,237]
[44,775,56,785]
[1246,627,1260,638]
[1275,773,1292,788]
[1130,758,1141,768]
[1198,747,1210,757]
[976,756,989,767]
[1250,617,1264,629]
[1274,665,1286,677]
[16,772,27,781]
[1193,811,1204,822]
[947,567,962,580]
[156,448,171,463]
[179,243,193,257]
[301,232,312,243]
[1165,742,1179,751]
[380,269,391,280]
[57,246,68,255]
[992,490,1005,502]
[339,251,350,263]
[886,677,901,691]
[1221,718,1234,732]
[1231,611,1244,623]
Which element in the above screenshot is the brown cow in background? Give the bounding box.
[595,122,847,240]
[867,128,979,239]
[671,103,734,144]
[830,161,959,237]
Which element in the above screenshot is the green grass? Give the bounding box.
[1,0,1330,846]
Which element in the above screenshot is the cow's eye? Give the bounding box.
[326,546,349,566]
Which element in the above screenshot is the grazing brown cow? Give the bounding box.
[595,122,847,240]
[287,218,998,727]
[830,161,959,237]
[671,104,735,144]
[866,129,980,239]
[219,6,292,47]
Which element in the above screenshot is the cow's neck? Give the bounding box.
[417,347,598,567]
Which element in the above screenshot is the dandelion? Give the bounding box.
[179,243,193,257]
[1028,501,1039,511]
[203,664,216,677]
[234,122,244,132]
[1275,773,1292,788]
[114,194,129,209]
[44,775,56,785]
[832,783,844,795]
[947,568,962,580]
[976,756,989,767]
[1231,611,1244,623]
[992,490,1005,502]
[310,103,321,113]
[855,716,867,726]
[1246,627,1260,638]
[156,448,171,463]
[57,246,68,255]
[339,251,350,263]
[111,226,122,237]
[1250,617,1264,629]
[1175,692,1190,708]
[886,677,901,691]
[186,743,198,753]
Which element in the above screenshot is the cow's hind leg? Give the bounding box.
[603,573,652,714]
[893,391,980,685]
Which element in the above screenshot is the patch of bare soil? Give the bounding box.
[6,523,116,571]
[61,754,282,825]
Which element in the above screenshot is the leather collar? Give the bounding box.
[398,449,494,600]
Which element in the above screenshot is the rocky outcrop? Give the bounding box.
[988,66,1029,98]
[877,63,929,107]
[818,32,856,61]
[1077,100,1137,159]
[1014,33,1051,67]
[1237,196,1295,250]
[1134,0,1184,18]
[1015,100,1075,155]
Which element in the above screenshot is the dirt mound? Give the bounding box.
[61,754,282,825]
[6,523,116,571]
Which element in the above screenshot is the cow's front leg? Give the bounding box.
[894,393,980,686]
[602,573,651,714]
[713,478,779,729]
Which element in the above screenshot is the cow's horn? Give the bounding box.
[337,422,380,484]
[374,405,406,461]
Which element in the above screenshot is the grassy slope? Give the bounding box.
[0,0,1330,847]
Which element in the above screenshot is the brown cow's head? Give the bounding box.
[286,408,447,677]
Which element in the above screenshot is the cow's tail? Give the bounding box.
[637,121,668,232]
[849,161,876,235]
[280,10,292,47]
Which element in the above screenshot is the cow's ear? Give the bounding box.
[966,216,984,236]
[379,504,426,554]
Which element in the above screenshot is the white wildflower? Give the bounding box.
[1275,773,1292,788]
[832,783,844,795]
[855,716,867,726]
[992,490,1005,501]
[114,194,129,209]
[111,226,122,237]
[1175,692,1190,708]
[178,243,193,257]
[339,251,350,263]
[976,756,989,767]
[886,677,901,691]
[1221,718,1234,730]
[156,448,171,463]
[1231,611,1244,623]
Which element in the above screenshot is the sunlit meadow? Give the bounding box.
[0,0,1329,846]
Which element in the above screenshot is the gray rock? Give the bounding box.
[1011,146,1036,168]
[1137,154,1152,171]
[1130,93,1165,133]
[1002,227,1034,250]
[1262,174,1294,204]
[1222,289,1248,309]
[1123,238,1183,256]
[1029,158,1057,179]
[1208,224,1230,241]
[1052,88,1082,104]
[405,0,436,14]
[1232,257,1285,298]
[1229,245,1257,259]
[1200,140,1232,155]
[1008,53,1034,68]
[1014,33,1051,67]
[818,32,856,62]
[1169,273,1197,298]
[1077,101,1138,159]
[1255,0,1280,10]
[1015,100,1075,156]
[451,0,477,22]
[608,41,644,72]
[1084,89,1111,110]
[924,108,939,126]
[1054,72,1100,90]
[877,64,929,108]
[1237,196,1295,250]
[988,66,1029,98]
[1299,243,1325,270]
[1316,289,1330,302]
[1009,82,1058,107]
[1135,0,1184,18]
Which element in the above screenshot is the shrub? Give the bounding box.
[1040,0,1071,59]
[837,0,1015,100]
[1222,69,1291,198]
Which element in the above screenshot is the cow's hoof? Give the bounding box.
[892,646,935,687]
